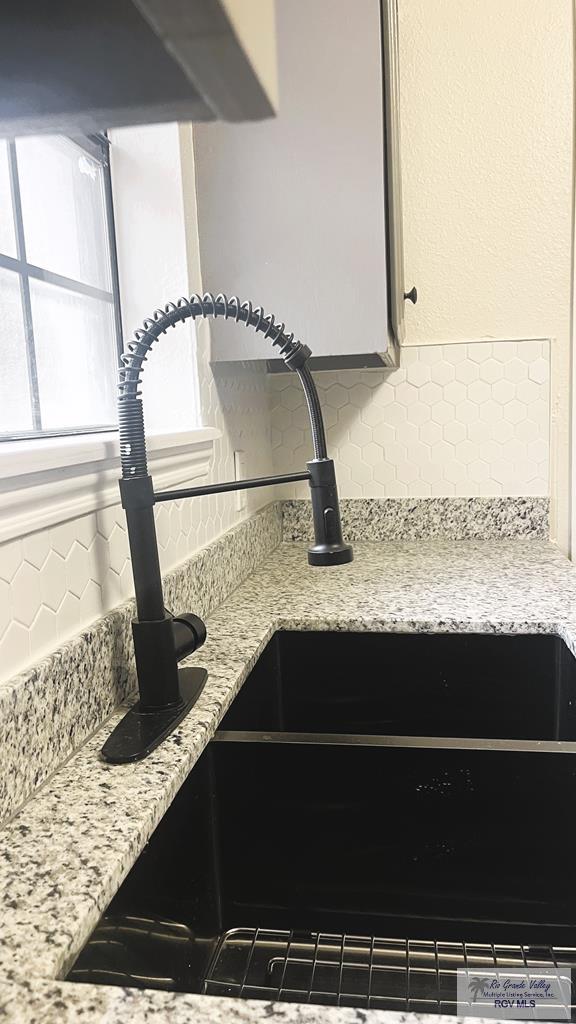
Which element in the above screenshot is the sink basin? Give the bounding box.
[69,631,576,1014]
[219,629,576,739]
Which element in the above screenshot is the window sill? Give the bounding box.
[0,427,221,544]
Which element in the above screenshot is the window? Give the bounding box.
[0,134,122,441]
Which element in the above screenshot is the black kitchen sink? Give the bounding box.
[69,631,576,1015]
[218,629,576,739]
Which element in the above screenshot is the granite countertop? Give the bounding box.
[1,537,575,1023]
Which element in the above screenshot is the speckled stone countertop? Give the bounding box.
[283,497,550,542]
[0,976,493,1024]
[2,537,575,1023]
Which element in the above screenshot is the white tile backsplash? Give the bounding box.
[270,340,550,498]
[0,352,274,685]
[0,338,551,685]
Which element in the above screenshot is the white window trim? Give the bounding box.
[0,427,220,545]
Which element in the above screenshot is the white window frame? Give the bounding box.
[0,133,124,441]
[0,428,219,545]
[0,122,220,544]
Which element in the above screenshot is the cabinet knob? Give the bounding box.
[404,286,418,305]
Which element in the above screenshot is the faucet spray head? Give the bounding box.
[306,458,353,566]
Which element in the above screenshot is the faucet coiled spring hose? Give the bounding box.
[118,292,327,478]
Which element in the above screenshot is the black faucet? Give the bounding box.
[101,293,353,764]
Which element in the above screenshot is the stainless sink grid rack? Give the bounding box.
[203,927,576,1014]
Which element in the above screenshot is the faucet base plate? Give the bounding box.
[101,667,208,765]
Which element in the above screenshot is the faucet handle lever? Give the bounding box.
[172,613,207,662]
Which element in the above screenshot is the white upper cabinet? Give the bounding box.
[0,0,278,136]
[194,0,407,369]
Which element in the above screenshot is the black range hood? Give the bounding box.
[0,0,277,137]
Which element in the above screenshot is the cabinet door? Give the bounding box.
[194,0,393,367]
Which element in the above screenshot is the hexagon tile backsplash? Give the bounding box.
[270,340,550,498]
[0,338,550,688]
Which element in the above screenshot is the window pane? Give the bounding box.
[0,267,33,434]
[16,137,111,290]
[0,141,16,258]
[30,279,117,431]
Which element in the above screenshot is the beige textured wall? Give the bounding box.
[397,0,573,547]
